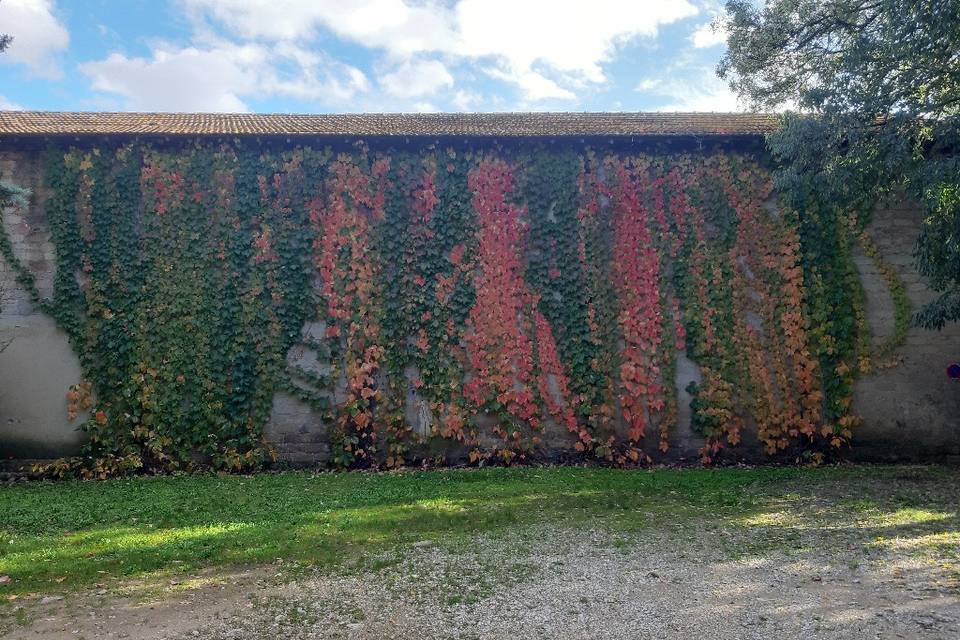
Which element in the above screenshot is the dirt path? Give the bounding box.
[5,522,959,639]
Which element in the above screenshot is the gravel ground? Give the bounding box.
[6,522,958,640]
[4,469,959,639]
[183,527,960,640]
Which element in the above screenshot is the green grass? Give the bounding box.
[1,465,958,600]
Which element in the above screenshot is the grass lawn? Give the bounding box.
[1,465,958,602]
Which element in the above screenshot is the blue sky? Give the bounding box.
[0,0,742,113]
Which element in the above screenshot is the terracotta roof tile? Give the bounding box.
[0,111,780,137]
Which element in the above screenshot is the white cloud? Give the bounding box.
[636,78,661,92]
[379,58,453,99]
[690,19,727,48]
[82,46,261,112]
[77,0,710,111]
[641,73,744,112]
[81,41,368,112]
[451,89,481,111]
[454,0,696,87]
[484,66,574,101]
[181,0,458,53]
[0,0,69,78]
[0,95,23,110]
[182,0,699,101]
[267,42,370,101]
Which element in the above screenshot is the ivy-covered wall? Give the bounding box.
[0,139,956,476]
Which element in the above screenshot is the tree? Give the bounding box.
[719,0,960,328]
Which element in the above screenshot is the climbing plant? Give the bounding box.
[0,181,32,316]
[0,139,895,477]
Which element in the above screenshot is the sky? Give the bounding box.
[0,0,742,113]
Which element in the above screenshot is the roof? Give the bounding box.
[0,111,780,138]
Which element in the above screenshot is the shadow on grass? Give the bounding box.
[0,465,957,597]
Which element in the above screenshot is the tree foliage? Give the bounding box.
[720,0,960,328]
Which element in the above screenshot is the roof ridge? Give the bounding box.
[0,111,780,137]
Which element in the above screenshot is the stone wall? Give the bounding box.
[1,149,957,463]
[1,151,89,458]
[263,322,332,466]
[851,202,960,460]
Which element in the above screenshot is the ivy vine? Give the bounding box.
[0,140,903,477]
